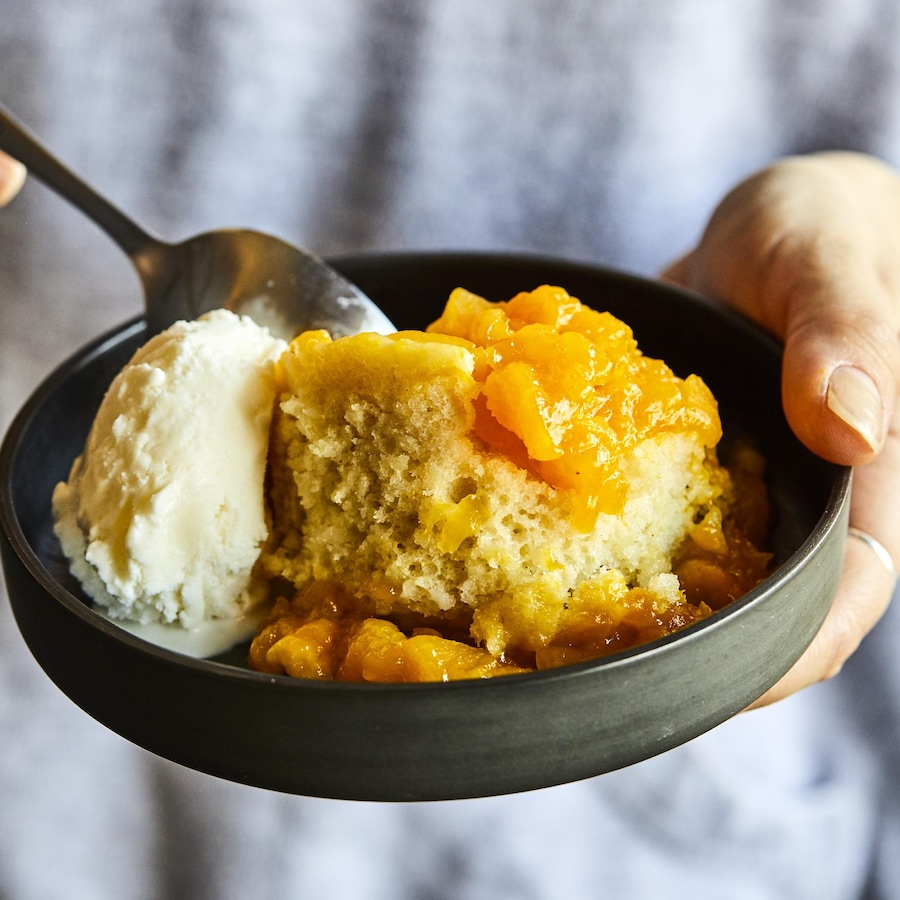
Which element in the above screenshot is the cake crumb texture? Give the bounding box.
[258,287,765,668]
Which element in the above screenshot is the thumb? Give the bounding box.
[0,151,26,206]
[665,153,900,466]
[777,259,896,464]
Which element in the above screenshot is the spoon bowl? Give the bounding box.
[131,227,396,338]
[0,104,394,340]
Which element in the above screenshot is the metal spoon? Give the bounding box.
[0,104,395,340]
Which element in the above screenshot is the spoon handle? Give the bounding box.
[0,103,159,258]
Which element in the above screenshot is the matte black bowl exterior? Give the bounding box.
[1,253,850,801]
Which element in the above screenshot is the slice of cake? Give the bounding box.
[255,285,769,679]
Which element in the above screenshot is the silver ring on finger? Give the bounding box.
[848,526,897,583]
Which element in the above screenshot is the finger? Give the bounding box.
[747,536,894,709]
[0,151,26,206]
[747,410,900,708]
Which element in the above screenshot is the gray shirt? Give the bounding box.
[2,2,899,897]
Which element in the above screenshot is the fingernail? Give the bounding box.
[0,155,26,206]
[826,365,884,452]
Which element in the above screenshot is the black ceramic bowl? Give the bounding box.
[0,252,850,801]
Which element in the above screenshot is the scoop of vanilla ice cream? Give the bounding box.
[52,310,287,649]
